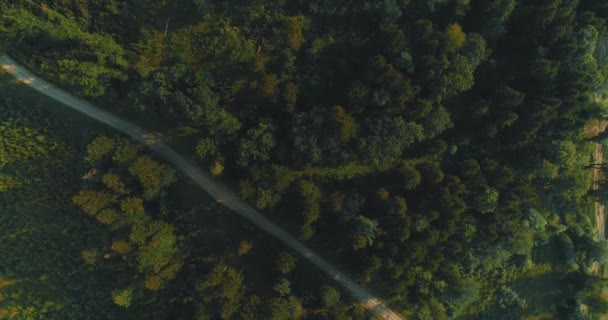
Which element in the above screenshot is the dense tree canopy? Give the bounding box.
[2,0,608,318]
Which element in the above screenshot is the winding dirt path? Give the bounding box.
[0,55,404,320]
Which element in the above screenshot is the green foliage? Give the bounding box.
[509,224,535,256]
[385,196,411,242]
[299,224,314,240]
[85,135,115,164]
[0,174,18,192]
[210,160,225,176]
[196,262,245,319]
[112,287,134,308]
[195,137,217,160]
[112,140,140,164]
[81,249,97,266]
[273,279,291,296]
[284,16,307,51]
[55,59,125,97]
[445,23,466,50]
[255,188,281,209]
[268,296,303,320]
[0,125,51,166]
[283,82,298,112]
[0,4,127,96]
[417,298,448,320]
[321,286,341,308]
[102,172,128,194]
[112,240,132,255]
[0,121,64,194]
[334,106,358,143]
[72,190,117,216]
[477,0,516,39]
[423,105,452,139]
[96,208,119,225]
[129,155,174,200]
[401,164,422,190]
[276,252,296,274]
[121,197,145,216]
[362,117,424,166]
[473,186,499,214]
[238,121,276,167]
[194,0,213,16]
[260,73,280,99]
[442,55,477,98]
[496,286,527,310]
[72,136,183,302]
[352,216,379,249]
[183,19,256,69]
[134,221,179,273]
[554,140,577,171]
[134,30,166,78]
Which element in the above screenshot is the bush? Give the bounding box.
[112,287,134,308]
[276,253,296,274]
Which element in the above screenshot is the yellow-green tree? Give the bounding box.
[445,23,466,50]
[129,155,174,200]
[112,287,134,308]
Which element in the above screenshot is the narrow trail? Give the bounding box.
[590,122,606,275]
[593,143,605,242]
[0,54,404,320]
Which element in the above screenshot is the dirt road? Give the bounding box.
[589,121,606,275]
[594,144,606,242]
[0,54,404,320]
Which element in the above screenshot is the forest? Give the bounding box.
[2,0,608,319]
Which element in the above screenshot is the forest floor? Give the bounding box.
[0,54,405,320]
